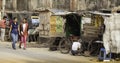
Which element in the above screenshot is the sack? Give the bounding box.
[49,47,57,51]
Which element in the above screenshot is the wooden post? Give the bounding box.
[70,0,78,11]
[13,0,17,11]
[0,0,2,11]
[2,0,5,16]
[0,0,2,20]
[49,0,52,9]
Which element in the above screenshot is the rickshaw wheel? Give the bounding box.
[59,38,71,54]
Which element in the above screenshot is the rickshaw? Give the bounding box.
[58,12,104,56]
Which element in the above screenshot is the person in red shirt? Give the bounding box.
[0,16,7,41]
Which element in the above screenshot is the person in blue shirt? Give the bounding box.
[9,17,20,50]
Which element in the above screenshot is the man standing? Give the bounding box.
[0,16,7,41]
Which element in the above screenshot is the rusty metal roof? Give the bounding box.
[49,9,76,15]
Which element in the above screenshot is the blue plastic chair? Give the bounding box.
[98,48,112,61]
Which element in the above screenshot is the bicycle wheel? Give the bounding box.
[59,38,71,54]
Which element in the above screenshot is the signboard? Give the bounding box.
[31,16,39,27]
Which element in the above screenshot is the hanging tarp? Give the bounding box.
[103,13,120,54]
[50,16,65,37]
[56,16,64,34]
[50,16,56,35]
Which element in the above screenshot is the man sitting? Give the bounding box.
[71,37,81,55]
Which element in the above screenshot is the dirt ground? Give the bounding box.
[0,42,119,63]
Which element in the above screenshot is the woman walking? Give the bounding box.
[19,18,28,50]
[9,17,19,50]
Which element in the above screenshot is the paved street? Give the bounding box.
[0,42,119,63]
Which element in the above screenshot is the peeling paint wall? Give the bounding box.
[3,0,120,11]
[52,0,70,10]
[17,0,29,11]
[79,0,120,10]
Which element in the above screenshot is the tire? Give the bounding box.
[49,37,57,51]
[59,38,71,54]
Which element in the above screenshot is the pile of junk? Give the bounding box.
[34,9,120,61]
[80,9,120,61]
